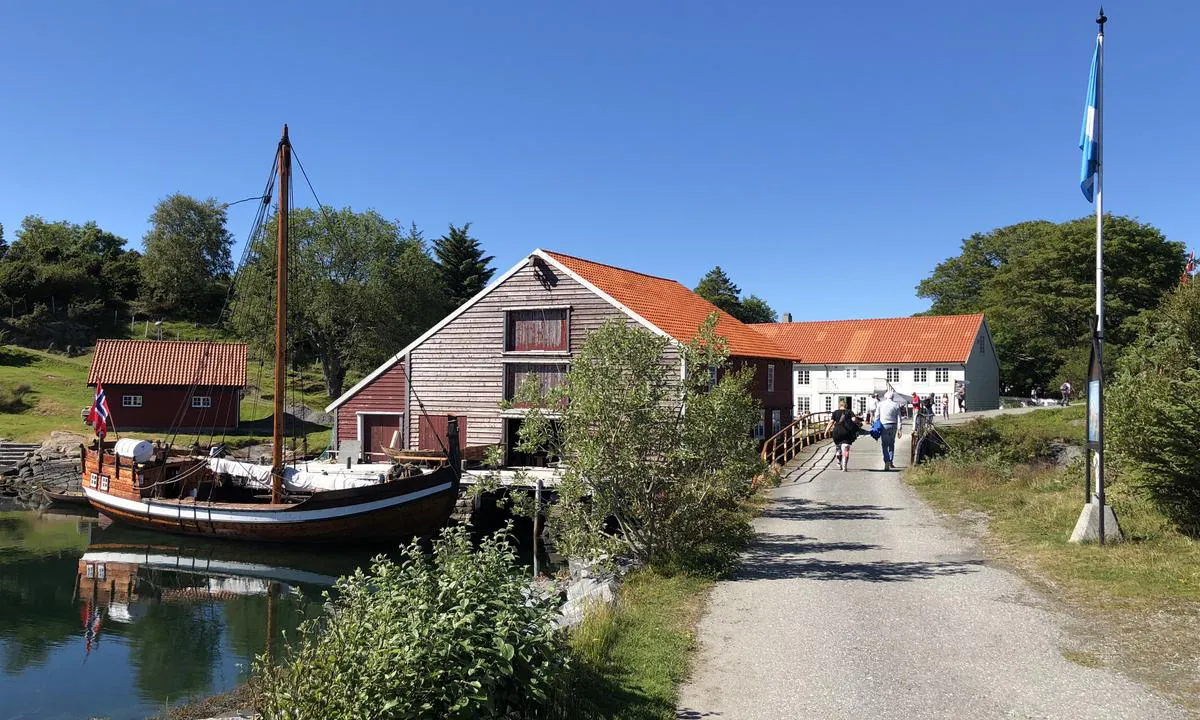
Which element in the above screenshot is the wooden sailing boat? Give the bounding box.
[80,126,462,542]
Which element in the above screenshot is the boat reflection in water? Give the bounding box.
[0,507,381,720]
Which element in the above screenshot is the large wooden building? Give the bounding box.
[325,249,795,462]
[87,339,247,431]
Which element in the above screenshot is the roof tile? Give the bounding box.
[750,315,985,364]
[88,339,248,387]
[543,251,792,359]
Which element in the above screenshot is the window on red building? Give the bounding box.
[506,309,568,352]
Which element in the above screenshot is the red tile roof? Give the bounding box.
[88,339,248,387]
[750,314,985,364]
[542,250,791,359]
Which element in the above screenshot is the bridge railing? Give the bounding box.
[760,411,835,468]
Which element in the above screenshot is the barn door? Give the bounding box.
[361,414,403,461]
[418,414,468,454]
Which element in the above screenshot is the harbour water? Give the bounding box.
[0,503,434,720]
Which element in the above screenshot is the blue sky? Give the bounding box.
[1,1,1194,320]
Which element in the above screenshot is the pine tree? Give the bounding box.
[432,223,495,308]
[694,266,742,317]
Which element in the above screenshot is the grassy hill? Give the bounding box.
[0,328,334,450]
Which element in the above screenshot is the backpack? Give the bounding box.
[841,410,858,435]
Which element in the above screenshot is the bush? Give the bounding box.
[0,382,32,412]
[939,417,1056,472]
[256,525,568,719]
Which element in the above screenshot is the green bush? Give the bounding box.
[256,525,568,719]
[940,417,1056,471]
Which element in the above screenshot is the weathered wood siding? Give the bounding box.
[407,258,678,447]
[335,363,407,448]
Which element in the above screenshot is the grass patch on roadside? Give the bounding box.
[908,407,1200,708]
[565,570,713,720]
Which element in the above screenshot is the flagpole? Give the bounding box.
[1093,7,1106,543]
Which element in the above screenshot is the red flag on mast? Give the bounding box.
[87,383,111,440]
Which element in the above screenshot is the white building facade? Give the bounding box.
[753,314,1000,419]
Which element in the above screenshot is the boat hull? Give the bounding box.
[83,474,459,543]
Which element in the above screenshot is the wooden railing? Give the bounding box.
[760,411,835,468]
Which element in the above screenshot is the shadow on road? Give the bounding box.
[676,710,723,719]
[760,496,902,522]
[736,554,983,582]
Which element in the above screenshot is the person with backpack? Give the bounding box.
[825,399,861,472]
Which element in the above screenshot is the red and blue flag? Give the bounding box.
[88,383,111,439]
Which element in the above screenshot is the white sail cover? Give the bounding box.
[206,457,388,492]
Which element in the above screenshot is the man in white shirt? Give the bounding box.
[875,391,904,471]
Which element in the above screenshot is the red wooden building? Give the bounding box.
[326,249,794,462]
[87,339,247,431]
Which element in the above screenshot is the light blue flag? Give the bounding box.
[1079,41,1100,202]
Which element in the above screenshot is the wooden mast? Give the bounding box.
[272,125,290,504]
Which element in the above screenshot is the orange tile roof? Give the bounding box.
[88,339,248,387]
[542,250,791,359]
[750,314,985,364]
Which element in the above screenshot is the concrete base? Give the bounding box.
[1068,502,1123,543]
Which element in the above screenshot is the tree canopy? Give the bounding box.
[230,208,448,398]
[140,194,234,319]
[432,223,494,308]
[694,266,777,324]
[917,215,1183,391]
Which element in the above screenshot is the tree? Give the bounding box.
[739,294,777,323]
[140,194,234,318]
[230,208,448,398]
[0,222,6,260]
[432,222,494,308]
[1108,281,1200,535]
[917,215,1183,391]
[509,314,764,565]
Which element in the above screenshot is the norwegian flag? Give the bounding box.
[87,383,112,440]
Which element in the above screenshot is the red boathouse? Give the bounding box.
[87,339,247,431]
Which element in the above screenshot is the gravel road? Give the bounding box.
[677,436,1184,720]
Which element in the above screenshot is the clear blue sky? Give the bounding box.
[1,1,1194,320]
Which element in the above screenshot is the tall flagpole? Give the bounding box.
[1093,8,1106,541]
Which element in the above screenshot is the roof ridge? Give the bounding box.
[541,249,685,285]
[751,313,984,327]
[95,338,247,345]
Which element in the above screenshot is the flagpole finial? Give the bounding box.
[1097,7,1107,32]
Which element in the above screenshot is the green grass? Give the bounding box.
[565,570,713,720]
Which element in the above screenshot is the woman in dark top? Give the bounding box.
[826,399,861,472]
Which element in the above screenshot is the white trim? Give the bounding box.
[83,481,454,524]
[325,254,535,412]
[502,304,573,312]
[531,249,679,346]
[356,411,404,454]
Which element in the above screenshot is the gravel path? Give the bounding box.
[677,433,1183,720]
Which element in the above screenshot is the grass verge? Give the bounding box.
[908,407,1200,710]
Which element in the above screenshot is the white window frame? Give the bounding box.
[885,368,900,383]
[844,367,857,378]
[914,368,928,383]
[935,367,950,383]
[191,396,212,408]
[824,396,833,411]
[796,369,810,385]
[797,396,811,415]
[767,364,775,392]
[122,395,143,408]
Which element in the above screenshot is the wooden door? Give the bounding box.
[418,414,468,453]
[361,414,403,461]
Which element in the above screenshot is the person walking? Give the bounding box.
[955,385,966,413]
[911,392,921,418]
[1060,381,1073,406]
[876,390,903,471]
[941,393,950,418]
[826,400,861,471]
[866,393,878,423]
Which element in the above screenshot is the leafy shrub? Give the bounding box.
[0,382,32,412]
[256,525,567,719]
[940,417,1056,472]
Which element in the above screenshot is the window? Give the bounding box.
[978,334,985,352]
[192,396,212,408]
[753,414,765,440]
[935,367,950,383]
[504,362,568,406]
[824,396,832,411]
[844,368,857,378]
[767,364,775,392]
[797,369,810,385]
[857,396,867,413]
[771,409,781,435]
[886,368,900,383]
[122,395,143,408]
[708,366,719,388]
[913,368,928,383]
[797,396,811,415]
[505,309,568,352]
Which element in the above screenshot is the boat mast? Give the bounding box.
[272,124,290,504]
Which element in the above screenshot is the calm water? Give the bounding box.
[0,503,434,720]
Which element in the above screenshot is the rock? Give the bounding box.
[567,576,617,605]
[42,431,87,455]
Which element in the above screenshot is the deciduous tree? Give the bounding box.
[140,194,233,318]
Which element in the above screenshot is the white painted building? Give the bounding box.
[751,314,1000,417]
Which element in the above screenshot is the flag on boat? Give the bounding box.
[88,383,111,439]
[1079,38,1101,202]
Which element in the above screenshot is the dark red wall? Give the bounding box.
[731,356,794,438]
[100,385,240,430]
[336,361,407,448]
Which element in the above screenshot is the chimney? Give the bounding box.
[782,312,792,323]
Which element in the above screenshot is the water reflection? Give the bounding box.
[0,506,382,720]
